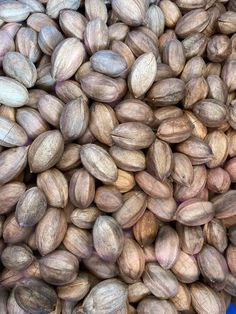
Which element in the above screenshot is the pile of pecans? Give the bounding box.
[1,0,236,313]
